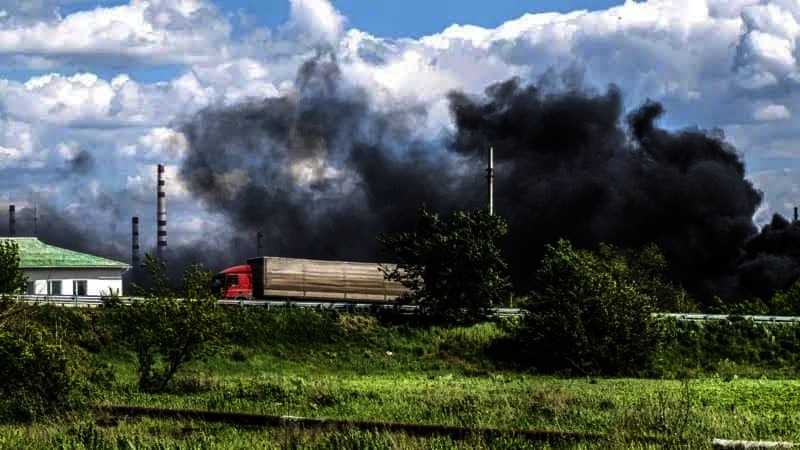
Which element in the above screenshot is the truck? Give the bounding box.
[211,256,408,302]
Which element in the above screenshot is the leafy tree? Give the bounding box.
[0,240,29,329]
[0,328,110,422]
[107,254,229,392]
[769,278,800,315]
[0,240,27,296]
[378,207,511,325]
[517,239,665,375]
[598,243,694,312]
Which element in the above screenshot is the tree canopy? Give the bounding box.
[0,240,27,296]
[378,207,510,325]
[107,254,229,392]
[517,239,668,375]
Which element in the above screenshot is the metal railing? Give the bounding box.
[13,295,800,323]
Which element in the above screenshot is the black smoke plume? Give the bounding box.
[180,50,479,265]
[94,51,784,302]
[448,79,764,299]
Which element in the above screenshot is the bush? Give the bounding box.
[105,255,229,392]
[378,207,511,325]
[0,329,110,422]
[516,239,665,375]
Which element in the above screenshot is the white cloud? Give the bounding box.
[287,0,345,45]
[734,1,800,88]
[753,103,791,121]
[118,127,188,161]
[0,0,232,68]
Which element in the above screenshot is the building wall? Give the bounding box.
[24,268,125,297]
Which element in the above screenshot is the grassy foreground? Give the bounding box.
[2,308,800,448]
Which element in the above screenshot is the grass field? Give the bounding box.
[2,308,799,448]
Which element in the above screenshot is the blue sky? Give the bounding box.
[217,0,627,38]
[60,0,628,39]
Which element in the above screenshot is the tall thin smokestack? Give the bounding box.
[157,164,167,259]
[131,216,140,268]
[33,204,37,236]
[257,231,263,256]
[794,207,798,223]
[486,147,494,215]
[8,204,15,237]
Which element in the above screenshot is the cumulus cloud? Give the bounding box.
[118,127,188,161]
[286,0,345,45]
[0,0,232,68]
[733,1,800,89]
[753,103,791,121]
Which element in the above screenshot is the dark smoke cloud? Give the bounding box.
[736,214,800,300]
[63,150,95,175]
[448,78,763,299]
[182,55,791,302]
[180,49,479,267]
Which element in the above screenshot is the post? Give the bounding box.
[486,147,494,215]
[8,204,15,237]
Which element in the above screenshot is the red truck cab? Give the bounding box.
[211,264,253,299]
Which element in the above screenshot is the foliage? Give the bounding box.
[0,240,29,329]
[0,240,27,296]
[0,328,110,422]
[106,254,229,392]
[657,317,800,377]
[597,243,694,312]
[768,278,800,315]
[516,239,666,375]
[378,206,511,325]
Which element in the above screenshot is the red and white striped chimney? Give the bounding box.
[8,204,15,237]
[156,164,167,258]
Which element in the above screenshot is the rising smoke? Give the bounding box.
[179,49,800,302]
[2,47,795,302]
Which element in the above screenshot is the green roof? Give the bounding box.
[3,238,130,269]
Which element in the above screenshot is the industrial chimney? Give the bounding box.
[8,204,15,237]
[157,164,167,259]
[131,216,140,268]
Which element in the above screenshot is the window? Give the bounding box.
[48,280,62,296]
[226,275,239,287]
[73,280,87,296]
[26,281,35,295]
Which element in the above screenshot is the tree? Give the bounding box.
[517,239,665,375]
[378,207,511,325]
[0,241,107,421]
[0,240,29,329]
[107,254,229,392]
[0,240,27,296]
[769,278,800,315]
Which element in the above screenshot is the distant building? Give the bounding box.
[4,237,130,296]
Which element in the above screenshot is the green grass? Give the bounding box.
[3,307,800,448]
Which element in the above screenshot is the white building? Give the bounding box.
[5,237,130,297]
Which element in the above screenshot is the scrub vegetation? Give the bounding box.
[2,236,800,448]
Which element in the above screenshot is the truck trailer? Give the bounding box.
[212,256,408,302]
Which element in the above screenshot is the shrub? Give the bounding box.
[0,329,110,422]
[516,239,665,375]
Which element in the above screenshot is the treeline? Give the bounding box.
[378,207,800,376]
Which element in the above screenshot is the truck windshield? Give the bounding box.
[210,275,225,290]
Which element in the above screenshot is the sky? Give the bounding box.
[0,0,798,269]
